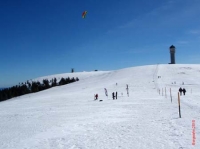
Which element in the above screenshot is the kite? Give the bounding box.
[82,11,87,18]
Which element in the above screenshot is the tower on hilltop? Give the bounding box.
[169,45,175,64]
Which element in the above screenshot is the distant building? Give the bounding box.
[169,45,175,64]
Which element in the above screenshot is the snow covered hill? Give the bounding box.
[0,64,199,149]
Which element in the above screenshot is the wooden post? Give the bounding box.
[178,92,181,118]
[170,88,172,103]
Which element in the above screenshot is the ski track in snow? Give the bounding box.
[0,64,199,149]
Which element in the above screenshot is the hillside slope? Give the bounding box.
[0,64,199,149]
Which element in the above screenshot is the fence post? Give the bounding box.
[170,88,172,103]
[178,92,181,118]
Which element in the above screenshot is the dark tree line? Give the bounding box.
[0,77,79,102]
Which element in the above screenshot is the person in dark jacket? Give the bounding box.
[112,92,115,100]
[179,87,183,96]
[182,88,186,95]
[94,94,98,100]
[116,92,117,99]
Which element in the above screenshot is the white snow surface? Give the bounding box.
[0,64,199,149]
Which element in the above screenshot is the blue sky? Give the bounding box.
[1,0,200,88]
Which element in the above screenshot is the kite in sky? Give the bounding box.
[82,11,87,18]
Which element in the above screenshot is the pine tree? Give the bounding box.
[43,79,50,89]
[59,78,65,85]
[52,78,57,87]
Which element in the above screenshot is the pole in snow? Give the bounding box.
[170,88,172,103]
[178,92,181,118]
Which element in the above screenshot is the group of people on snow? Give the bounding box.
[112,92,117,100]
[94,92,118,100]
[179,87,186,96]
[94,83,129,101]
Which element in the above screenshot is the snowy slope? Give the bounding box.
[0,64,199,149]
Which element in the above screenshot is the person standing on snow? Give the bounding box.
[96,94,98,99]
[116,92,118,99]
[112,92,115,100]
[179,87,183,96]
[94,94,98,100]
[182,88,186,95]
[104,88,108,97]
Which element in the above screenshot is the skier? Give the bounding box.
[104,88,108,97]
[179,87,183,96]
[182,88,186,95]
[116,92,117,99]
